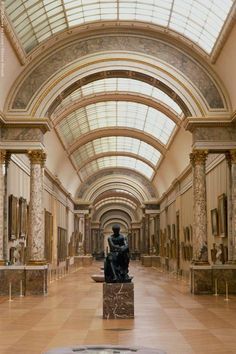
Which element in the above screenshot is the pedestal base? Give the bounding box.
[141,255,152,267]
[74,255,93,267]
[103,282,134,319]
[0,265,47,296]
[191,264,236,294]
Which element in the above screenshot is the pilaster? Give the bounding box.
[190,149,209,264]
[28,150,46,265]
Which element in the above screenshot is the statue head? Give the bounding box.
[112,224,120,236]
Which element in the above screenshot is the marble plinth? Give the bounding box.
[74,255,93,267]
[44,345,166,354]
[0,265,48,296]
[25,266,47,295]
[151,255,161,268]
[0,267,25,295]
[103,282,134,319]
[191,265,236,294]
[141,255,152,267]
[91,274,104,282]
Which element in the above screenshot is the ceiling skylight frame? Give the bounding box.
[5,0,234,54]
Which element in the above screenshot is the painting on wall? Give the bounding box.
[210,208,218,236]
[8,195,18,240]
[218,194,227,237]
[19,197,27,238]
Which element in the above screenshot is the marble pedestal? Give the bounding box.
[0,265,48,296]
[141,255,152,267]
[74,255,93,267]
[191,264,236,294]
[151,255,161,268]
[103,282,134,319]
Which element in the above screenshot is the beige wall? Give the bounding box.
[0,34,23,111]
[153,127,192,197]
[44,130,80,197]
[7,154,74,244]
[159,153,228,273]
[214,23,236,111]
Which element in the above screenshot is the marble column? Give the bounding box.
[28,150,46,264]
[190,150,208,263]
[228,150,236,262]
[0,150,6,265]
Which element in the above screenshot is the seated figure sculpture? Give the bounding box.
[104,224,132,283]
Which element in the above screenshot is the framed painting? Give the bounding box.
[210,208,218,236]
[8,195,18,240]
[19,197,27,238]
[218,194,227,237]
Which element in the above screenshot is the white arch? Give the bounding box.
[78,174,156,201]
[28,53,207,117]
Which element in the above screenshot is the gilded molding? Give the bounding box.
[0,150,6,164]
[190,150,208,166]
[28,150,46,166]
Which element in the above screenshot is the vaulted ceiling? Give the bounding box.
[3,0,235,227]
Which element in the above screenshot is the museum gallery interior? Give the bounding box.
[0,0,236,353]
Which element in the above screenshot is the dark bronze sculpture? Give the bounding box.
[104,224,132,283]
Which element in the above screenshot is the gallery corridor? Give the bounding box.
[0,262,236,354]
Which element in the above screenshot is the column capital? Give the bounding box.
[0,150,6,164]
[190,149,208,166]
[28,150,46,166]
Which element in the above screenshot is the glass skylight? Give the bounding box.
[54,78,182,116]
[58,101,176,147]
[94,197,137,210]
[79,156,154,180]
[72,136,161,167]
[5,0,233,53]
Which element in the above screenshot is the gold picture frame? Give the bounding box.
[218,194,227,237]
[210,208,218,236]
[19,197,27,238]
[8,195,18,240]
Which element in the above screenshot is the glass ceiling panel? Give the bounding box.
[79,156,154,180]
[5,0,233,53]
[95,197,137,210]
[54,78,182,115]
[72,136,161,167]
[58,101,176,147]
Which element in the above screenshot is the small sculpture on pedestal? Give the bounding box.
[104,224,132,283]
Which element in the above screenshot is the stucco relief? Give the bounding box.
[1,128,44,143]
[193,126,236,143]
[12,35,224,110]
[77,168,156,198]
[190,150,208,262]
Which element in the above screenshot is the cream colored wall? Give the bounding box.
[153,127,192,197]
[214,23,236,111]
[7,154,74,244]
[0,34,23,111]
[44,130,80,197]
[159,154,228,273]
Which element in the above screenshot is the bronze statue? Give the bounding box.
[104,224,132,283]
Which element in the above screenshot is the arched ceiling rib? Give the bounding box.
[93,191,140,207]
[73,136,161,169]
[79,156,154,180]
[5,1,234,54]
[52,78,183,119]
[58,101,176,148]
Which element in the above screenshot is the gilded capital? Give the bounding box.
[190,150,208,166]
[28,150,46,166]
[230,149,236,164]
[0,150,6,164]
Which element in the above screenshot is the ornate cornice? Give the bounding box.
[189,150,208,166]
[28,150,46,166]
